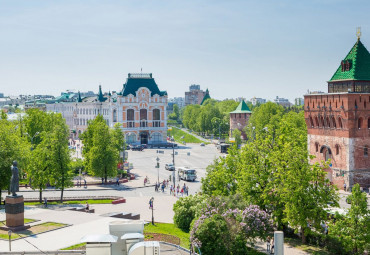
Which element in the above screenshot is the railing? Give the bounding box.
[140,121,148,127]
[1,251,85,255]
[127,121,135,128]
[153,121,161,127]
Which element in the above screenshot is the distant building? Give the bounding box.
[250,97,266,106]
[235,97,246,103]
[169,97,185,109]
[46,73,168,145]
[229,100,252,140]
[274,96,291,107]
[0,93,4,98]
[185,85,206,105]
[295,98,304,106]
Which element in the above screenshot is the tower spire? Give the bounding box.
[356,27,362,41]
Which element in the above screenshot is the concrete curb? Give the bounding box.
[17,184,156,193]
[159,241,199,254]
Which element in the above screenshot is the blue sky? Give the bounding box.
[1,0,370,102]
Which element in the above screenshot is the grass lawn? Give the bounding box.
[24,199,113,206]
[285,237,331,255]
[168,127,205,144]
[0,218,37,225]
[61,242,86,250]
[144,223,190,248]
[0,222,67,240]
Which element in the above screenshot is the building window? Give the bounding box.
[140,109,147,127]
[326,117,330,128]
[335,144,340,155]
[368,118,370,129]
[315,142,319,152]
[113,109,117,122]
[365,146,368,157]
[320,116,325,127]
[126,133,136,144]
[315,116,319,127]
[358,117,363,129]
[153,109,161,127]
[309,116,314,127]
[338,117,343,129]
[151,133,162,142]
[127,109,134,121]
[331,116,336,128]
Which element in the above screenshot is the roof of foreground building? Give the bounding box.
[122,73,167,97]
[230,100,251,114]
[330,39,370,81]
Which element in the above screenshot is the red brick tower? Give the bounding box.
[229,100,252,140]
[304,36,370,190]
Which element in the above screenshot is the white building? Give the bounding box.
[46,73,168,145]
[294,97,304,106]
[274,96,292,107]
[250,97,266,106]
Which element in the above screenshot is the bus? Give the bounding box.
[177,167,197,182]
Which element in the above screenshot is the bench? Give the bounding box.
[112,198,126,204]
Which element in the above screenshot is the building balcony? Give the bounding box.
[153,120,161,127]
[140,120,148,127]
[127,121,135,128]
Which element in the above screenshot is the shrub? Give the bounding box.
[173,194,205,232]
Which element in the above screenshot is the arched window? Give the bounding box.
[151,133,162,142]
[368,118,370,129]
[326,117,330,128]
[126,133,136,144]
[331,116,336,128]
[364,146,368,157]
[309,116,314,127]
[315,142,319,152]
[338,117,343,128]
[315,116,319,127]
[127,109,135,128]
[113,109,117,122]
[320,116,325,127]
[335,144,340,155]
[358,117,363,129]
[140,109,147,127]
[153,109,161,127]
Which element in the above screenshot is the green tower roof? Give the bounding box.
[230,100,251,114]
[98,85,107,102]
[200,89,211,105]
[330,39,370,81]
[77,91,82,103]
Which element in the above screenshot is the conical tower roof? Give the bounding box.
[77,91,82,102]
[97,85,107,102]
[330,39,370,81]
[230,100,251,114]
[200,88,211,105]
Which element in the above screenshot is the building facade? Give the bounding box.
[46,73,168,145]
[185,85,206,105]
[304,38,370,190]
[250,97,266,106]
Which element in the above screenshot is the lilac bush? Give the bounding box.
[190,205,273,254]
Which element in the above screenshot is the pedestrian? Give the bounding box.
[161,183,165,192]
[149,199,152,209]
[85,202,90,212]
[44,197,47,208]
[186,185,189,196]
[266,236,271,253]
[84,179,87,188]
[170,185,173,195]
[176,186,179,196]
[116,177,120,186]
[270,237,274,254]
[155,182,158,192]
[181,187,184,196]
[344,183,347,192]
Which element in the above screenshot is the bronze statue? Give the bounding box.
[10,161,19,196]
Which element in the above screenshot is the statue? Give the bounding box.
[10,161,19,196]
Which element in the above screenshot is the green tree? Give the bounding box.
[47,115,73,202]
[0,119,26,203]
[112,123,126,162]
[329,184,370,254]
[88,121,119,183]
[1,110,7,120]
[232,129,242,147]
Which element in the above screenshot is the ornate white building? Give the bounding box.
[46,73,168,145]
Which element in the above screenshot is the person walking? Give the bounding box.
[116,177,120,186]
[186,185,189,196]
[270,237,274,254]
[266,236,271,253]
[44,197,48,208]
[344,183,347,192]
[85,202,90,212]
[180,187,184,196]
[84,179,87,188]
[149,199,153,209]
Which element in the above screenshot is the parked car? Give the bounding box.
[200,143,205,146]
[131,145,144,151]
[165,163,175,171]
[141,144,148,149]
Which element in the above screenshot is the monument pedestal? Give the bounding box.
[0,195,30,232]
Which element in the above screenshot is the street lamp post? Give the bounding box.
[150,197,154,225]
[156,157,160,183]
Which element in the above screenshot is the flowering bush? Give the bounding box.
[190,205,272,254]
